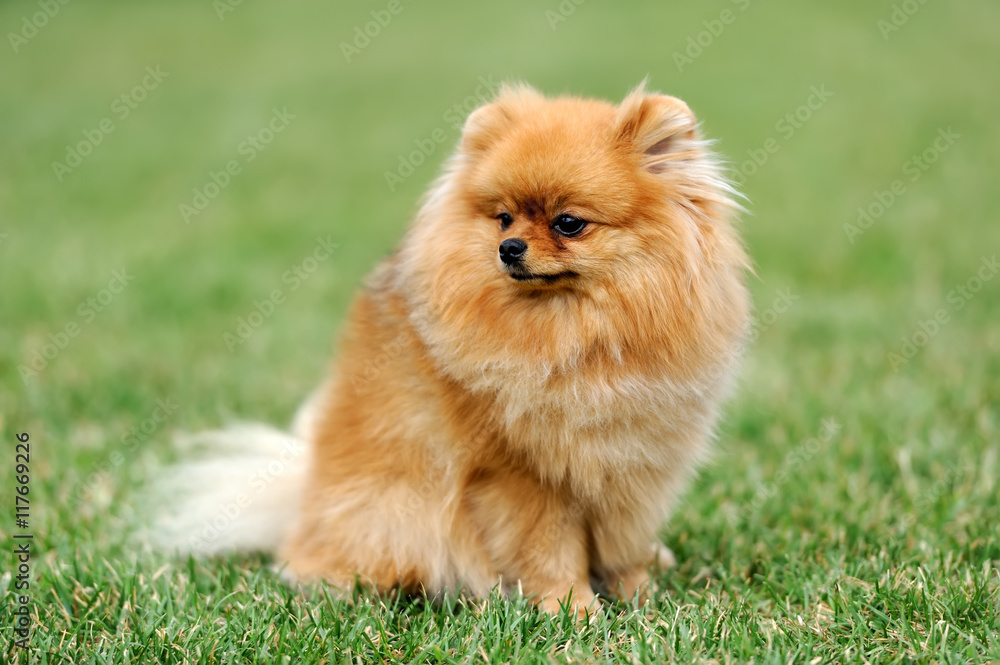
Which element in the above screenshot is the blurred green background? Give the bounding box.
[2,0,998,661]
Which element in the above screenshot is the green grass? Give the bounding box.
[2,0,999,662]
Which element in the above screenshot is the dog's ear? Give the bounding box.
[460,103,511,154]
[615,81,700,174]
[460,82,541,154]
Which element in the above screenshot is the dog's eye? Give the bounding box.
[497,212,513,230]
[552,215,587,237]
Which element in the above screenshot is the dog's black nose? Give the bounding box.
[499,238,527,265]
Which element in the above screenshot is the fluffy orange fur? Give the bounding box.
[273,82,750,614]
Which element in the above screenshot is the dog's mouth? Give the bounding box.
[506,269,578,283]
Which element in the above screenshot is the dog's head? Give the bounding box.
[447,81,736,293]
[399,82,748,385]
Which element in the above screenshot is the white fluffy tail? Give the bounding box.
[143,423,309,556]
[142,388,326,556]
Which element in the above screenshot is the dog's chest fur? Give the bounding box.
[446,349,715,498]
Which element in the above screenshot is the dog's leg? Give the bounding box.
[279,473,456,596]
[460,469,596,616]
[588,518,657,603]
[586,470,682,604]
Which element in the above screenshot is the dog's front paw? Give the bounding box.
[537,584,599,621]
[600,542,676,603]
[609,565,654,604]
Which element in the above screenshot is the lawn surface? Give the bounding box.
[2,1,999,662]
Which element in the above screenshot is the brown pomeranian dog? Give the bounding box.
[150,82,749,615]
